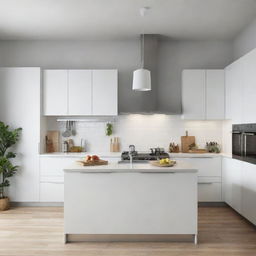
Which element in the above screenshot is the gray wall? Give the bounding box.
[157,39,233,113]
[0,38,233,113]
[233,17,256,60]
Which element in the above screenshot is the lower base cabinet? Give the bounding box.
[222,157,256,225]
[198,177,222,202]
[241,161,256,225]
[40,177,64,202]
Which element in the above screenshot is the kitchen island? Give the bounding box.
[64,161,198,243]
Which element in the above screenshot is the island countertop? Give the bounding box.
[64,161,198,173]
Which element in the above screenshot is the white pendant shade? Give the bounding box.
[132,68,151,91]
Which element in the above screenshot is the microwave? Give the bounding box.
[232,124,256,164]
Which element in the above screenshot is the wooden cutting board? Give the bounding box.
[181,131,195,153]
[46,131,60,153]
[77,160,108,166]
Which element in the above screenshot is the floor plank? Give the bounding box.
[0,206,256,256]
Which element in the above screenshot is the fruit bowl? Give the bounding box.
[150,158,176,167]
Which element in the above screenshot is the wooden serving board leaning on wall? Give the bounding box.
[181,131,195,153]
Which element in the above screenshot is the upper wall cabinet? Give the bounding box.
[43,69,118,116]
[242,49,256,124]
[68,70,92,115]
[92,70,118,116]
[182,69,225,120]
[225,60,244,124]
[225,48,256,124]
[44,70,68,115]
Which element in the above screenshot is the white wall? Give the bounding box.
[233,17,256,60]
[47,115,223,153]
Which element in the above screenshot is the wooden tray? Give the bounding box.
[150,160,176,167]
[77,160,108,166]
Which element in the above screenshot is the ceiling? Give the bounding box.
[0,0,256,40]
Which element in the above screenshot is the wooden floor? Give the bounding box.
[0,206,256,256]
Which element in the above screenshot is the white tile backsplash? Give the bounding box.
[46,115,224,152]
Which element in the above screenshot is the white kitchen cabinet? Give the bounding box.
[182,69,224,120]
[176,157,221,177]
[241,161,256,225]
[222,157,242,214]
[44,70,68,115]
[44,69,118,116]
[182,70,206,120]
[242,49,256,124]
[198,177,222,202]
[225,60,244,123]
[40,177,64,202]
[0,68,41,202]
[40,157,79,177]
[68,70,92,115]
[206,70,225,120]
[92,70,118,116]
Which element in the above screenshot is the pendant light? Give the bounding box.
[132,7,151,91]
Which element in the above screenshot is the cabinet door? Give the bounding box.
[92,70,118,116]
[242,161,256,225]
[206,70,225,120]
[0,68,40,202]
[44,70,68,115]
[198,177,222,202]
[222,157,242,213]
[242,49,256,124]
[225,61,243,123]
[68,70,92,115]
[177,157,221,177]
[182,70,206,120]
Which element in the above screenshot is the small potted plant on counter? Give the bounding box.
[0,122,22,211]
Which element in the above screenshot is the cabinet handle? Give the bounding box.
[41,181,63,184]
[78,171,114,174]
[139,172,175,174]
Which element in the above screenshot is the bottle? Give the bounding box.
[63,141,69,153]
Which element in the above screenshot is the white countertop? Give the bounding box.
[64,161,198,173]
[40,152,121,158]
[40,152,222,158]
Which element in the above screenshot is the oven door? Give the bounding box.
[232,131,243,156]
[243,132,256,158]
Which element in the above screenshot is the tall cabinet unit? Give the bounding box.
[182,69,225,120]
[0,68,41,202]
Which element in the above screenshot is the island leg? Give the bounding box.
[194,234,198,244]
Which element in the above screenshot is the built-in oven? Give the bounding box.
[232,124,256,164]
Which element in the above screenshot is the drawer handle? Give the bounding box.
[198,182,213,184]
[139,172,175,174]
[78,171,114,174]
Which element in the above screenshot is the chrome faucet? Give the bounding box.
[129,145,135,168]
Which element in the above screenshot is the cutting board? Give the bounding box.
[46,131,60,153]
[181,131,195,153]
[77,160,108,166]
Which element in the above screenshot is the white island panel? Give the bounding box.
[64,162,198,242]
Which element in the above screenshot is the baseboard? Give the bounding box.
[66,234,196,243]
[198,202,227,207]
[10,202,64,207]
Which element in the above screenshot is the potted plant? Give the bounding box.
[0,122,22,211]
